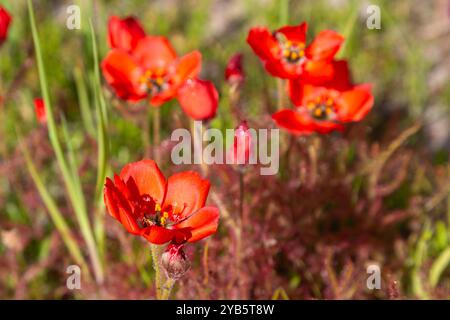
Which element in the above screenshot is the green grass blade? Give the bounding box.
[74,67,96,137]
[18,133,89,277]
[28,0,103,283]
[89,19,109,262]
[429,247,450,288]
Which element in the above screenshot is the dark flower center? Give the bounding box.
[139,69,168,96]
[306,96,336,120]
[135,194,170,228]
[275,32,306,64]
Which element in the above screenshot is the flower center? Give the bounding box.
[275,33,305,64]
[139,69,168,96]
[136,195,171,228]
[306,96,336,120]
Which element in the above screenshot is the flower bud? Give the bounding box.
[34,98,46,124]
[161,244,190,280]
[0,6,12,47]
[225,53,244,86]
[230,120,252,165]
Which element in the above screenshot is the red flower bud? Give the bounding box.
[0,6,12,46]
[230,120,252,165]
[225,53,244,86]
[34,98,46,124]
[161,244,190,280]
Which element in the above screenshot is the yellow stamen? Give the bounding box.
[314,108,322,117]
[155,203,161,212]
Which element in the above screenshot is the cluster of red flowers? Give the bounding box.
[247,22,374,135]
[101,16,218,120]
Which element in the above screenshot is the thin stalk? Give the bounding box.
[276,79,285,111]
[18,134,90,279]
[160,278,176,300]
[239,170,244,224]
[150,244,164,299]
[143,106,151,158]
[90,20,109,265]
[74,67,96,137]
[429,247,450,288]
[28,0,103,283]
[153,107,161,163]
[237,169,245,298]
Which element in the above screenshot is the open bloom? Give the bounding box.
[272,60,374,135]
[0,6,12,46]
[247,22,344,81]
[34,98,46,124]
[104,160,219,245]
[102,16,218,120]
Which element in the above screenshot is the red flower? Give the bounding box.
[229,120,253,165]
[272,61,374,135]
[101,16,219,120]
[225,53,244,86]
[247,22,344,80]
[0,6,12,46]
[34,98,46,124]
[104,160,219,245]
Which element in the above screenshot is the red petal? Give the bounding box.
[140,226,180,245]
[0,6,12,45]
[171,50,202,85]
[132,36,177,71]
[302,60,335,83]
[177,79,218,120]
[305,30,344,61]
[174,206,219,243]
[272,109,343,135]
[288,81,321,107]
[247,27,280,62]
[277,22,307,43]
[108,16,145,52]
[120,160,167,204]
[336,85,374,122]
[163,171,210,219]
[101,49,146,102]
[103,178,140,234]
[321,60,352,91]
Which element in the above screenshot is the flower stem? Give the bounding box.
[239,170,244,224]
[276,78,285,110]
[160,278,176,300]
[143,107,151,158]
[153,107,161,163]
[150,244,164,299]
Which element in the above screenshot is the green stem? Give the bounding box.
[276,79,285,111]
[28,0,103,284]
[160,278,176,300]
[153,108,161,163]
[151,244,164,299]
